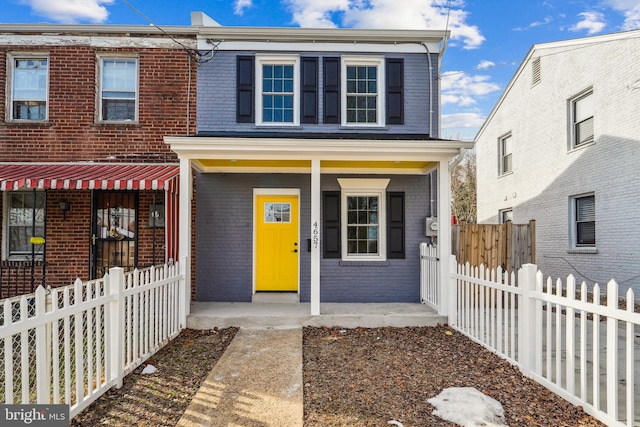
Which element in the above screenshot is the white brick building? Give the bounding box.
[475,29,640,293]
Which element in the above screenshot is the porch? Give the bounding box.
[187,301,446,329]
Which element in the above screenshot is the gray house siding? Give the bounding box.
[195,172,432,302]
[197,51,438,136]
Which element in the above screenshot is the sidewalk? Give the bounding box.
[176,328,303,427]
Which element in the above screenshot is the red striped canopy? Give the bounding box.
[0,163,179,194]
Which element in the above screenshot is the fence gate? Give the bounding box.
[420,243,439,308]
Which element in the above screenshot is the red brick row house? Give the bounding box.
[0,24,198,296]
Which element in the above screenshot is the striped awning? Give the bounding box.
[0,163,180,194]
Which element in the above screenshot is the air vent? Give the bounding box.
[532,57,541,86]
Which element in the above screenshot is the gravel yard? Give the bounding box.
[71,325,605,426]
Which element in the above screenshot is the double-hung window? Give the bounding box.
[571,90,594,148]
[5,192,46,259]
[99,58,138,122]
[573,194,595,247]
[338,179,389,261]
[342,56,385,127]
[256,55,299,126]
[499,133,512,175]
[10,55,48,121]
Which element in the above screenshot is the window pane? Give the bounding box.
[576,196,595,246]
[346,195,379,255]
[576,117,594,145]
[574,92,593,123]
[8,192,46,256]
[103,99,135,121]
[102,59,136,121]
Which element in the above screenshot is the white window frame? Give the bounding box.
[341,55,385,127]
[499,133,512,176]
[3,191,46,260]
[338,178,389,261]
[7,53,49,122]
[255,54,300,126]
[98,55,139,123]
[569,89,594,149]
[570,193,595,249]
[499,208,513,224]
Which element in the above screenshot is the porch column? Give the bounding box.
[438,159,451,317]
[178,157,193,325]
[310,159,321,315]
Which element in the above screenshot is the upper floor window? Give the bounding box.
[499,133,512,175]
[99,58,138,122]
[342,56,385,127]
[571,90,594,148]
[573,194,595,247]
[5,191,46,259]
[10,55,49,121]
[256,55,299,126]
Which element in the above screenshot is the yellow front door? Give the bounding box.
[256,195,299,291]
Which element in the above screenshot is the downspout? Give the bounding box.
[421,43,434,136]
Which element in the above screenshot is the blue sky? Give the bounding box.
[2,0,639,140]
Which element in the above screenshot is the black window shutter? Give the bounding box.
[236,56,254,123]
[323,191,341,258]
[301,57,318,124]
[386,58,404,125]
[323,57,341,124]
[387,192,405,259]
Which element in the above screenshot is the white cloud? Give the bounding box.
[477,60,495,70]
[569,11,607,34]
[234,0,253,16]
[440,112,485,140]
[604,0,640,30]
[20,0,114,24]
[441,71,501,103]
[284,0,485,49]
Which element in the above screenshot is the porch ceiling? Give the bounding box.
[165,136,474,174]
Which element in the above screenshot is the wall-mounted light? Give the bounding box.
[59,200,71,220]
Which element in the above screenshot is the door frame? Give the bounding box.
[253,188,300,294]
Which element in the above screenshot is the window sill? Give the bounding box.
[254,124,302,129]
[6,119,50,126]
[498,171,513,178]
[339,125,388,130]
[567,247,598,254]
[339,260,390,267]
[96,120,140,126]
[568,140,595,153]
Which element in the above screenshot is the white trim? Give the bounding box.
[569,192,596,249]
[205,40,439,54]
[498,132,512,176]
[255,54,300,126]
[341,55,385,127]
[97,54,139,123]
[252,188,301,294]
[310,160,321,315]
[7,52,50,122]
[338,178,389,262]
[568,88,594,150]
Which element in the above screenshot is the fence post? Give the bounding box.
[34,285,50,403]
[178,256,189,329]
[108,267,124,389]
[518,263,538,378]
[448,254,458,326]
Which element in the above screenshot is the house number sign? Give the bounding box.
[312,221,319,250]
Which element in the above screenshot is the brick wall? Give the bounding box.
[0,40,196,290]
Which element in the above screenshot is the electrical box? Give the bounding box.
[425,217,438,236]
[149,204,165,227]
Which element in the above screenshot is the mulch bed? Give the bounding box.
[303,325,605,426]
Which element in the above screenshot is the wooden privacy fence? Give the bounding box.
[452,220,536,272]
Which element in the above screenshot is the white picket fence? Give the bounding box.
[0,260,186,418]
[419,243,439,308]
[449,255,640,427]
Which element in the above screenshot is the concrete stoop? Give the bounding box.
[187,302,447,329]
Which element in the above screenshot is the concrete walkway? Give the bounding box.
[177,328,303,427]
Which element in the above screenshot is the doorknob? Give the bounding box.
[292,249,298,253]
